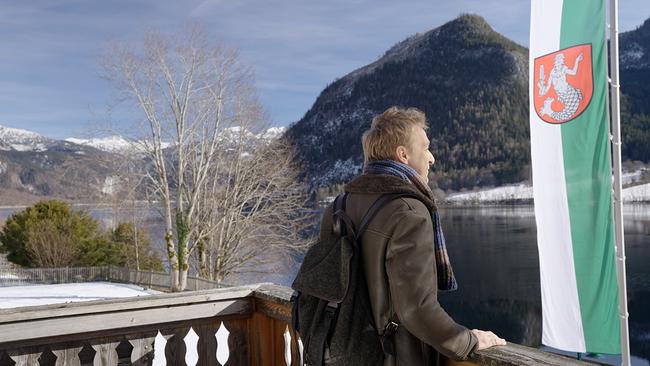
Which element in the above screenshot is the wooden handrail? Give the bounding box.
[0,283,601,365]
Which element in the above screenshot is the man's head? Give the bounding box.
[362,107,435,182]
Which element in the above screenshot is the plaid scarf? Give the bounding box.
[364,160,458,292]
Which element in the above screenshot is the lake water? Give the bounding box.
[1,203,649,364]
[436,205,650,365]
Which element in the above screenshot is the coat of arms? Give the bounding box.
[533,44,594,124]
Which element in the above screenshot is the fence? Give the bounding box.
[0,266,225,291]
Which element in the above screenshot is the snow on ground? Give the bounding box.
[623,183,650,203]
[0,282,160,309]
[446,183,533,203]
[447,170,650,204]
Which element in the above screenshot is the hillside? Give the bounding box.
[287,14,650,191]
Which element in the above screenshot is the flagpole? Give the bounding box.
[607,0,631,365]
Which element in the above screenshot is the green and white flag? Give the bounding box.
[530,0,620,354]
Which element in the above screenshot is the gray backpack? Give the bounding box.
[291,192,417,365]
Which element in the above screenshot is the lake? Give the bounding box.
[436,205,650,365]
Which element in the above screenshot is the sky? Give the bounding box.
[0,0,649,139]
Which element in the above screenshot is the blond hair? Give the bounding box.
[362,107,428,163]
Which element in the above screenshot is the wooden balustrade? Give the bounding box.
[0,283,599,366]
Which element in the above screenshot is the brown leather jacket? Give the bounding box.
[320,174,477,365]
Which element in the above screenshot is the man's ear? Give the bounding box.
[395,145,409,164]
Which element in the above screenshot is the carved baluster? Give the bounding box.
[163,327,190,366]
[92,341,120,366]
[129,334,156,366]
[195,321,218,365]
[274,321,294,366]
[52,346,83,366]
[223,319,249,365]
[7,350,42,366]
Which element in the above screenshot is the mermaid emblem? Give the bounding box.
[533,44,593,124]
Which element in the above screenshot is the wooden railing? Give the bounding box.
[0,283,600,366]
[0,266,224,291]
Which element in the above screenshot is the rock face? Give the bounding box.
[286,14,650,191]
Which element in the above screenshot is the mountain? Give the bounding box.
[0,125,84,153]
[66,127,286,154]
[0,128,117,205]
[287,14,650,191]
[0,125,287,204]
[65,136,134,154]
[286,15,530,190]
[620,18,650,162]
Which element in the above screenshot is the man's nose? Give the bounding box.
[429,152,435,166]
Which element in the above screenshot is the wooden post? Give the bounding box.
[249,311,274,366]
[52,346,83,366]
[195,320,219,365]
[223,319,250,366]
[91,341,120,366]
[129,334,156,366]
[7,350,42,366]
[163,327,190,366]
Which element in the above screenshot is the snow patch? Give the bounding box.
[0,282,160,309]
[623,182,650,202]
[257,127,286,140]
[621,42,648,69]
[316,158,362,187]
[102,176,119,195]
[66,136,133,153]
[446,170,650,204]
[446,183,533,203]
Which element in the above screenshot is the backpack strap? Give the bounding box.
[356,192,423,239]
[332,193,351,237]
[354,192,424,358]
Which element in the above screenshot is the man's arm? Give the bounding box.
[385,201,477,360]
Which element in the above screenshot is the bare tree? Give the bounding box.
[26,220,78,267]
[191,138,312,284]
[102,25,310,290]
[97,155,155,271]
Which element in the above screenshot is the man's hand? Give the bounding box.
[471,329,507,350]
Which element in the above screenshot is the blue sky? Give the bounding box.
[1,0,648,139]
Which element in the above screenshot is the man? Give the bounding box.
[322,106,505,365]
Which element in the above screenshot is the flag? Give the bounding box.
[529,0,620,354]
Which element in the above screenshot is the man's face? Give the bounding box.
[405,127,435,183]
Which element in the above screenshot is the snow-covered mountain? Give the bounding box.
[66,136,133,154]
[0,125,56,152]
[0,124,288,203]
[258,127,286,140]
[66,127,287,154]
